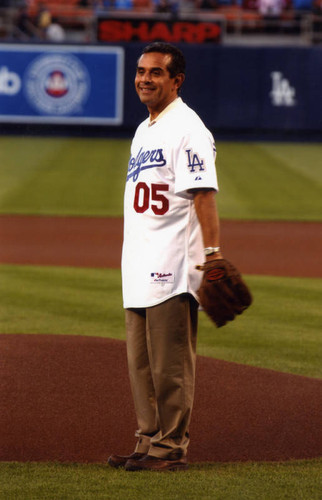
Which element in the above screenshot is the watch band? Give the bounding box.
[204,246,221,256]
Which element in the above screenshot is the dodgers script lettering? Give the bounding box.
[127,147,166,182]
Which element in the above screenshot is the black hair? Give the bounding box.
[141,42,186,79]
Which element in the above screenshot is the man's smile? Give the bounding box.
[138,86,155,92]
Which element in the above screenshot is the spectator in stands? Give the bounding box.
[312,0,322,33]
[153,0,179,14]
[14,5,40,40]
[95,0,112,8]
[194,0,217,9]
[96,0,110,7]
[36,2,52,38]
[112,0,134,8]
[133,0,154,9]
[78,0,99,5]
[98,0,133,8]
[242,0,259,10]
[293,0,312,10]
[258,0,284,31]
[258,0,283,17]
[46,16,66,42]
[312,0,321,11]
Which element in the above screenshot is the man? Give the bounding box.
[108,42,222,471]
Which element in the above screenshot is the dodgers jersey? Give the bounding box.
[122,97,218,308]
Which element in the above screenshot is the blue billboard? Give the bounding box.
[1,43,321,133]
[0,44,124,125]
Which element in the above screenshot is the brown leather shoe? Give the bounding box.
[108,452,146,468]
[125,454,188,471]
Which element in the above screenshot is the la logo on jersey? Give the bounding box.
[270,72,296,107]
[186,149,205,173]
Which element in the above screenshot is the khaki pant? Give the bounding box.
[125,293,198,459]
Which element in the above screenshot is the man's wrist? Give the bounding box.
[204,246,221,256]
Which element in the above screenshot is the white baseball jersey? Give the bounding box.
[122,97,218,308]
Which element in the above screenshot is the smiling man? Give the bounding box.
[108,42,222,472]
[135,49,184,119]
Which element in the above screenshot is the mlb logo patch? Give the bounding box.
[150,272,174,284]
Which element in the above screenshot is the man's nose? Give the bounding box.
[142,72,152,83]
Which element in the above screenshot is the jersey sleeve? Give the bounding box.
[173,127,219,199]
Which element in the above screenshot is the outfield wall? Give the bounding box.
[0,42,321,134]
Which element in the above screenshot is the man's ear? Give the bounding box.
[175,73,185,91]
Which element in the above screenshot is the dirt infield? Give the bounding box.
[1,215,322,463]
[1,334,322,464]
[0,215,321,277]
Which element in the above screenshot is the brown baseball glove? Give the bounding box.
[196,258,253,327]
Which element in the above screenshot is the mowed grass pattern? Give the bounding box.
[0,460,321,500]
[0,137,321,220]
[0,137,129,217]
[216,142,322,221]
[1,264,321,379]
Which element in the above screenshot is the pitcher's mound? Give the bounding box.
[1,334,321,463]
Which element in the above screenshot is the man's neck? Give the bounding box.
[148,97,180,125]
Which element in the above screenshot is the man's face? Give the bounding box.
[135,52,183,117]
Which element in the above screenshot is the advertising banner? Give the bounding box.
[0,44,124,125]
[97,16,223,44]
[1,43,321,132]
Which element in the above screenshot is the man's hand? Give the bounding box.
[196,258,253,327]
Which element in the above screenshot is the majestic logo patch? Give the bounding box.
[186,149,205,173]
[127,147,166,182]
[150,272,174,284]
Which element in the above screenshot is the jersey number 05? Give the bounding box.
[134,182,169,215]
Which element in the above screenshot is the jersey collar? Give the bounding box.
[148,97,182,127]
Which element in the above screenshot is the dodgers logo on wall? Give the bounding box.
[24,53,90,115]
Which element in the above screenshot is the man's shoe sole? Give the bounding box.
[125,458,188,472]
[108,452,146,468]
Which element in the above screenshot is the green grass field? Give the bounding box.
[0,137,321,220]
[1,460,321,500]
[1,265,321,378]
[0,136,321,499]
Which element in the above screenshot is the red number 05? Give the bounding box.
[134,182,169,215]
